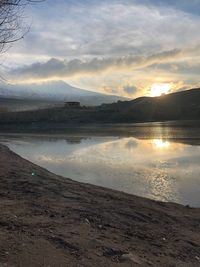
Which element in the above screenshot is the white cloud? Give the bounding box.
[2,0,200,97]
[5,1,200,61]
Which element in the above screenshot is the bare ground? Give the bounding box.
[0,144,199,267]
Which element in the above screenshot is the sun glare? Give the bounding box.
[150,83,171,97]
[152,139,170,149]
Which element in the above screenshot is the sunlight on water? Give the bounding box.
[1,128,200,207]
[152,139,170,149]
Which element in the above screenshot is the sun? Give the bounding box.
[150,83,171,97]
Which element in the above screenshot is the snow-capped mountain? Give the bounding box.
[0,81,128,105]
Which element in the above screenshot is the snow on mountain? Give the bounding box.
[0,81,128,106]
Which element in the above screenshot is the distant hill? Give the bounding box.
[0,97,61,112]
[0,81,128,111]
[100,88,200,122]
[0,88,200,131]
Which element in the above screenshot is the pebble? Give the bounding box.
[195,256,200,261]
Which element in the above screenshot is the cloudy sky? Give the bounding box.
[2,0,200,98]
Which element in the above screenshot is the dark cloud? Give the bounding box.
[123,85,138,95]
[10,48,182,82]
[147,61,200,75]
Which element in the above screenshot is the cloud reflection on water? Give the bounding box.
[2,134,200,207]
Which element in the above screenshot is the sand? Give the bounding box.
[0,144,199,266]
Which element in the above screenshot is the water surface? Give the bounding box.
[1,123,200,207]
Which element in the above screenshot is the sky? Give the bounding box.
[2,0,200,98]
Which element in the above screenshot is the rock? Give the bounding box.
[195,256,200,261]
[85,218,90,225]
[121,253,142,264]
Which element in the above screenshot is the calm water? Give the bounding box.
[1,123,200,207]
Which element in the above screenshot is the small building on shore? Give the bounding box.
[64,102,81,108]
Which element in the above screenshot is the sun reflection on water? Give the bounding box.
[152,139,170,149]
[3,134,200,206]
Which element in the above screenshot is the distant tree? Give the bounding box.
[0,0,43,53]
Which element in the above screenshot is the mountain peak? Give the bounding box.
[0,81,128,111]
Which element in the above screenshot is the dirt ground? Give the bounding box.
[0,144,199,267]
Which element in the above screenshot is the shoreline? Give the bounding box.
[0,144,199,266]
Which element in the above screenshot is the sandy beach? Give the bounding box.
[0,144,199,266]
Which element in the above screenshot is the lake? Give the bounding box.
[1,122,200,207]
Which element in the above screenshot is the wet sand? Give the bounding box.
[0,144,199,266]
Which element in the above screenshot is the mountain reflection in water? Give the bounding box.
[1,123,200,207]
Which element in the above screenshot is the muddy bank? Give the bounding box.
[0,144,199,266]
